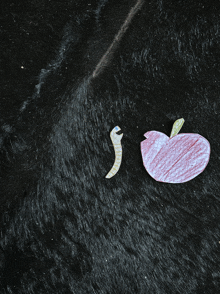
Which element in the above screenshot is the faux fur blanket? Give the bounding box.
[1,0,220,293]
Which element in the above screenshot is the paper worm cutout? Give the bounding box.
[106,126,123,179]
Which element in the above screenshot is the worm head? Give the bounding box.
[111,126,123,142]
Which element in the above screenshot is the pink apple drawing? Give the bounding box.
[141,118,211,183]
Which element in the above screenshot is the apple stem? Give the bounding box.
[170,118,185,138]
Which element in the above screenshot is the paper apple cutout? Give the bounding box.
[141,118,210,183]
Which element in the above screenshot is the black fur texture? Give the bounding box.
[1,0,220,293]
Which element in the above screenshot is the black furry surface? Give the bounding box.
[1,0,220,293]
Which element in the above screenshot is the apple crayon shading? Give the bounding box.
[141,118,211,183]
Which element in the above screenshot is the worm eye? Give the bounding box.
[115,126,119,131]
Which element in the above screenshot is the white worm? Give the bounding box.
[105,126,123,179]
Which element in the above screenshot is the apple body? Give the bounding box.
[141,131,210,183]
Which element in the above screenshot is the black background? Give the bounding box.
[1,0,220,293]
